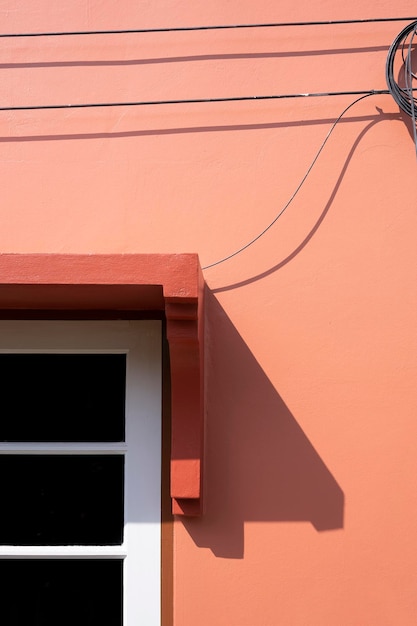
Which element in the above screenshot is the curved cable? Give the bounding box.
[204,20,417,271]
[404,26,417,157]
[386,19,417,116]
[203,91,377,270]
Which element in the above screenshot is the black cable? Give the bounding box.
[404,25,417,158]
[0,16,413,271]
[386,19,417,116]
[202,92,377,270]
[0,17,415,38]
[202,20,417,270]
[0,89,390,112]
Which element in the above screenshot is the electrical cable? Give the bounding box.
[0,89,390,112]
[2,15,411,113]
[386,19,417,116]
[202,91,377,270]
[404,25,417,158]
[0,17,415,38]
[0,16,414,270]
[203,20,417,270]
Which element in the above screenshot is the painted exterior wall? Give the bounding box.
[1,2,417,624]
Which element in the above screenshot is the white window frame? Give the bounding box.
[0,320,162,626]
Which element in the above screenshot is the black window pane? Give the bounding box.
[0,354,126,442]
[0,456,124,545]
[0,559,122,626]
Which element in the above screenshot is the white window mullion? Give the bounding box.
[0,546,128,558]
[0,443,127,454]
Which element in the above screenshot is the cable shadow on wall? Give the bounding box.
[210,109,402,293]
[0,111,391,144]
[0,45,390,70]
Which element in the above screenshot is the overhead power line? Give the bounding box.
[0,16,415,38]
[0,89,391,112]
[0,17,415,271]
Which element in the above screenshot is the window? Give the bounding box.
[0,320,162,625]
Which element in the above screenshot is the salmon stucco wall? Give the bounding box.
[2,2,417,625]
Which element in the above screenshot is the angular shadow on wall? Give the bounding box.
[182,290,344,559]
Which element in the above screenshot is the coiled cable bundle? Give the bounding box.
[386,20,417,118]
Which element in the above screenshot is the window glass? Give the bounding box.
[0,354,126,442]
[0,559,122,626]
[0,455,124,545]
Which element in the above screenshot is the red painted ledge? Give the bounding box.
[0,253,205,516]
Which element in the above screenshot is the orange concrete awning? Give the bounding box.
[0,253,204,516]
